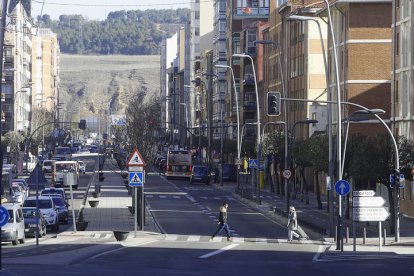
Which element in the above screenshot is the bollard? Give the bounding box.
[363,227,366,244]
[334,226,337,241]
[346,227,349,244]
[383,228,387,245]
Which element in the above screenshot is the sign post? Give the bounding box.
[127,149,146,237]
[335,180,350,252]
[352,190,389,252]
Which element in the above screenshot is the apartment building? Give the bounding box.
[2,3,33,134]
[32,28,59,112]
[391,0,414,216]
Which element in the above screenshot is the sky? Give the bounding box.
[31,0,191,21]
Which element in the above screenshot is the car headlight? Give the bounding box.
[3,228,12,233]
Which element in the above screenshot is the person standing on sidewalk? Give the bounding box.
[210,202,232,241]
[287,206,300,241]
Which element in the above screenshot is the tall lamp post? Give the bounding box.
[215,64,241,190]
[179,102,189,147]
[253,40,288,210]
[233,53,261,204]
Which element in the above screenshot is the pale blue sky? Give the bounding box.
[32,0,191,20]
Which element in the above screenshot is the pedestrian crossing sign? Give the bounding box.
[127,148,146,167]
[249,159,258,169]
[129,172,144,187]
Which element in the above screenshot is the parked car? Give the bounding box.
[190,166,211,185]
[41,188,67,201]
[10,184,27,205]
[22,207,47,237]
[78,161,86,174]
[23,196,59,231]
[50,196,69,224]
[12,179,30,197]
[2,203,25,245]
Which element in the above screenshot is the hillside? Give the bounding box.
[59,54,160,123]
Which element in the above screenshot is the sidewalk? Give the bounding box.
[212,173,414,250]
[74,161,161,235]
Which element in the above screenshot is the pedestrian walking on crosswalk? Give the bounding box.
[287,206,300,241]
[210,202,232,242]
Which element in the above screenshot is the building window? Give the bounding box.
[195,11,200,20]
[195,27,200,36]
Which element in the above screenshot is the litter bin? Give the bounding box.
[260,171,265,189]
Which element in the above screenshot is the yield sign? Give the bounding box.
[127,149,146,166]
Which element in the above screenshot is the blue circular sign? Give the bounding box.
[0,206,9,227]
[335,180,350,196]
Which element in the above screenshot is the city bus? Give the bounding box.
[52,161,79,189]
[165,150,192,179]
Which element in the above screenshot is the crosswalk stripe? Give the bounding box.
[256,238,267,243]
[232,237,244,243]
[165,234,178,241]
[173,196,181,199]
[159,195,167,199]
[92,234,100,239]
[103,234,112,239]
[187,235,201,242]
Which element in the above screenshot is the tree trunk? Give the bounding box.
[315,171,323,209]
[273,157,280,194]
[300,166,309,204]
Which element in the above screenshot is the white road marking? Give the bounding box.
[173,196,181,199]
[92,234,100,239]
[103,234,112,239]
[199,244,239,259]
[232,237,244,243]
[187,235,201,242]
[256,238,267,243]
[312,245,325,262]
[88,240,157,260]
[165,234,178,241]
[159,195,167,199]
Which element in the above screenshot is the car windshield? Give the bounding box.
[7,210,13,222]
[24,199,52,209]
[52,197,65,206]
[23,209,37,218]
[43,161,51,166]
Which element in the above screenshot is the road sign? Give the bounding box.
[127,149,146,167]
[335,180,350,196]
[283,170,292,179]
[353,196,385,207]
[249,159,258,169]
[129,171,144,187]
[353,190,375,197]
[129,166,144,172]
[0,206,9,227]
[353,207,390,222]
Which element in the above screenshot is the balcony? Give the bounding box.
[233,6,269,20]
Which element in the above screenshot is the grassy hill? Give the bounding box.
[59,54,160,124]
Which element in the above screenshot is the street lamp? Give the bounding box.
[253,40,289,211]
[233,53,261,204]
[341,109,385,176]
[215,64,241,191]
[190,79,205,164]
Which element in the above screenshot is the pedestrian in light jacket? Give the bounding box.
[287,206,300,241]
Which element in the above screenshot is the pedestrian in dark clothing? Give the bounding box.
[210,202,232,241]
[214,166,219,183]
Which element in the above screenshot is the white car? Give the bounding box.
[2,203,26,245]
[23,196,59,231]
[78,161,86,174]
[10,184,27,205]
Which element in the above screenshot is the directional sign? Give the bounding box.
[335,180,350,196]
[353,196,385,207]
[353,207,390,222]
[129,171,144,187]
[353,190,375,197]
[283,170,292,179]
[127,148,146,167]
[0,206,9,227]
[249,159,258,169]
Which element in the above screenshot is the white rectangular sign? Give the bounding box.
[352,190,375,197]
[353,207,390,222]
[353,196,385,207]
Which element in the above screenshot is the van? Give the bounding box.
[42,160,56,173]
[1,203,25,245]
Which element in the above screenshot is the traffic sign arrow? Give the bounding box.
[335,180,350,196]
[353,207,390,222]
[353,196,385,207]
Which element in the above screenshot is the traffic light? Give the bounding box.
[79,119,86,130]
[267,91,281,116]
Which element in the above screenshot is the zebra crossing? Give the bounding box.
[315,251,414,262]
[144,194,238,201]
[88,232,330,245]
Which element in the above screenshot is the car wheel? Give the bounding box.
[74,185,78,190]
[19,235,25,244]
[12,233,18,245]
[55,221,60,231]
